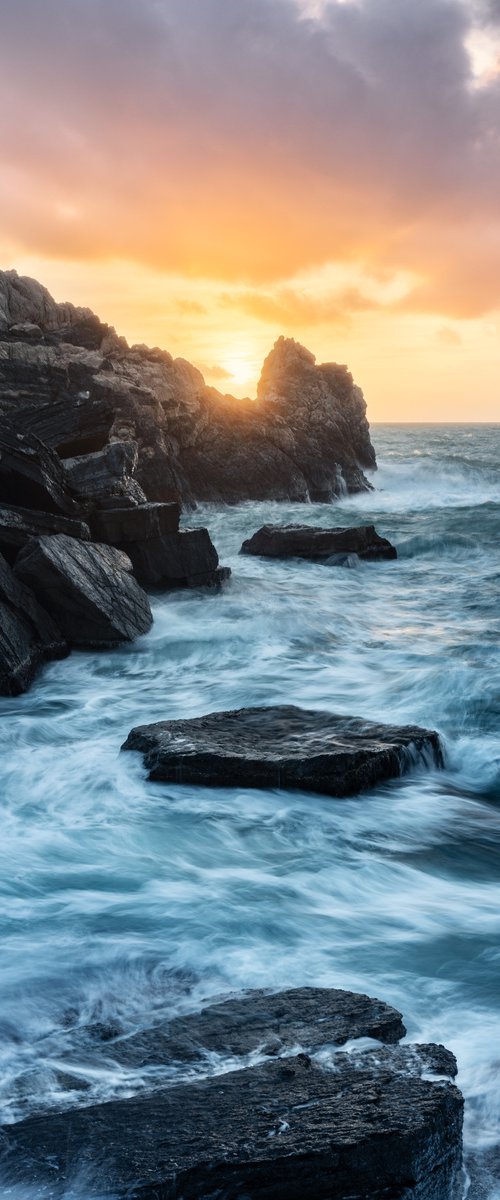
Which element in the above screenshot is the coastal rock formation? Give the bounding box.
[241,523,397,562]
[0,552,68,695]
[65,986,407,1071]
[0,988,463,1200]
[0,504,90,565]
[123,704,443,796]
[0,270,377,506]
[15,534,153,647]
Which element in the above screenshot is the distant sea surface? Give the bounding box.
[1,424,500,1197]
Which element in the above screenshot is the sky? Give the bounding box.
[1,0,499,419]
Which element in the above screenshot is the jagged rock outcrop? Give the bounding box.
[0,270,377,506]
[0,505,90,565]
[0,988,463,1200]
[241,523,397,563]
[123,704,443,797]
[15,534,153,647]
[0,552,68,694]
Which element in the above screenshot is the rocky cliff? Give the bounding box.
[0,270,375,507]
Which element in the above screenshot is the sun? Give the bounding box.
[223,355,254,387]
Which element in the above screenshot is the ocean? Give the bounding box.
[1,423,499,1197]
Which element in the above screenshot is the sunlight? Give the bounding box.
[223,354,254,387]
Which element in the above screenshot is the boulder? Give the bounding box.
[90,501,180,544]
[15,534,153,647]
[123,704,443,796]
[89,505,229,590]
[0,427,80,516]
[121,527,228,589]
[241,523,397,562]
[0,504,90,565]
[0,552,68,695]
[62,441,147,505]
[0,1008,463,1199]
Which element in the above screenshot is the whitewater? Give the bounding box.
[1,423,499,1197]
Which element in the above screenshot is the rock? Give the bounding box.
[0,504,90,565]
[0,552,68,695]
[122,527,228,589]
[90,506,229,590]
[67,986,407,1071]
[90,501,181,544]
[122,704,443,796]
[62,440,147,505]
[15,534,153,647]
[0,427,80,516]
[0,1034,463,1199]
[241,523,397,562]
[0,272,378,508]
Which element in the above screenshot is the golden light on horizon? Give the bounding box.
[1,0,500,420]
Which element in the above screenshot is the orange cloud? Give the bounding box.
[0,0,500,319]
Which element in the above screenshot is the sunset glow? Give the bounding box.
[1,0,500,419]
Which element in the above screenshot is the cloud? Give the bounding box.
[1,0,500,316]
[220,285,379,326]
[436,325,463,344]
[197,362,233,380]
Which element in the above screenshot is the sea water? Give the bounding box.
[1,423,499,1197]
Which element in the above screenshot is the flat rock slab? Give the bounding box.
[55,986,407,1072]
[123,704,442,796]
[0,551,68,695]
[15,533,153,647]
[0,1045,463,1199]
[241,523,397,562]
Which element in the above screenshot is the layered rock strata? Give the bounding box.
[0,987,463,1200]
[0,269,376,506]
[123,704,443,796]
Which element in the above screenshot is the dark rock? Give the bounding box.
[241,523,397,562]
[90,501,180,544]
[62,441,147,505]
[122,704,443,796]
[122,527,227,590]
[1,273,378,508]
[0,504,90,565]
[0,552,68,695]
[0,427,80,516]
[75,986,407,1070]
[15,534,153,647]
[0,1042,463,1199]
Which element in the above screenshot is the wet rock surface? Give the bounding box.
[0,551,68,694]
[15,534,153,647]
[58,986,407,1072]
[0,985,463,1200]
[241,522,397,562]
[123,704,443,797]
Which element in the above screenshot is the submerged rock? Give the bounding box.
[241,523,397,562]
[0,552,68,695]
[123,704,442,796]
[15,533,153,647]
[0,987,463,1199]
